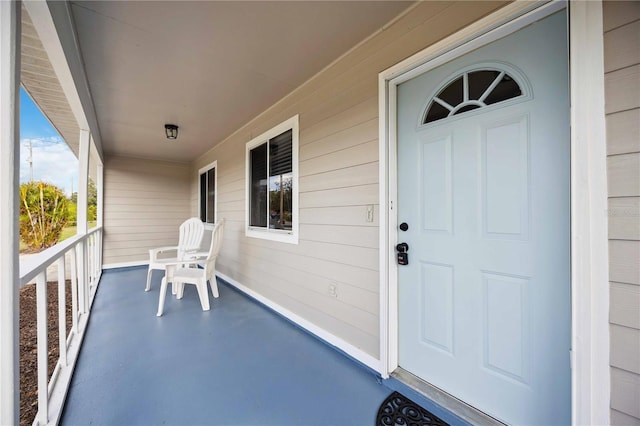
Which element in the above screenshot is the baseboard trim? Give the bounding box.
[103,260,147,270]
[216,271,382,374]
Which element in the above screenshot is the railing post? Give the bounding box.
[36,272,49,425]
[57,257,67,367]
[0,1,20,424]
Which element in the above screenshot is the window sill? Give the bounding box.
[246,227,298,245]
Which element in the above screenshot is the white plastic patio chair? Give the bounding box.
[157,218,225,316]
[145,217,205,292]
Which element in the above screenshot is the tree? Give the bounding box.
[68,179,97,224]
[19,181,69,250]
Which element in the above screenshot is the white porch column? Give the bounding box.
[96,155,104,268]
[77,129,90,235]
[569,1,610,424]
[0,1,20,424]
[77,129,90,312]
[97,158,104,229]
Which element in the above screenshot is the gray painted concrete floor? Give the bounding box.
[60,266,393,426]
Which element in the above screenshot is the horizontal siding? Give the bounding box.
[611,409,640,426]
[610,324,640,374]
[300,205,379,227]
[608,198,640,240]
[605,4,640,422]
[300,140,378,176]
[606,109,640,156]
[604,20,640,73]
[611,367,640,419]
[189,1,508,359]
[608,153,640,197]
[603,1,640,32]
[605,64,640,114]
[299,162,379,193]
[104,155,191,265]
[611,282,640,329]
[609,241,640,285]
[300,184,379,209]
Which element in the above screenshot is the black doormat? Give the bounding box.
[376,391,449,426]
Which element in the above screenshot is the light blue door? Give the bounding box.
[397,11,570,425]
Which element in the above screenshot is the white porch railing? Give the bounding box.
[19,227,103,426]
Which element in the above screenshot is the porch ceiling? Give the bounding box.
[69,1,413,163]
[21,5,80,158]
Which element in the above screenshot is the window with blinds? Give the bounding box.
[199,161,216,224]
[246,116,299,244]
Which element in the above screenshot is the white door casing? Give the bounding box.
[396,11,570,425]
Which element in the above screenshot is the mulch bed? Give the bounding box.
[20,281,72,426]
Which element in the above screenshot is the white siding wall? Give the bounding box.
[191,1,507,358]
[604,2,640,424]
[104,155,192,266]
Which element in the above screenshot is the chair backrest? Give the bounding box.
[177,217,205,259]
[204,218,225,281]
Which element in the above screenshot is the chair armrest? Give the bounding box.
[186,251,208,259]
[167,259,206,268]
[149,246,179,261]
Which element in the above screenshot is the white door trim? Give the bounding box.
[378,1,610,424]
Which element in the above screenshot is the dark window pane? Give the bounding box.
[269,129,292,177]
[250,143,268,227]
[206,168,215,223]
[437,76,463,107]
[468,70,501,101]
[199,173,206,222]
[424,101,450,123]
[453,104,481,115]
[484,74,522,105]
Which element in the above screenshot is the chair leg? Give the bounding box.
[145,268,153,291]
[156,276,169,317]
[209,277,219,298]
[166,264,177,295]
[176,281,185,299]
[196,280,210,311]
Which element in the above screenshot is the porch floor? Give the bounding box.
[60,266,393,425]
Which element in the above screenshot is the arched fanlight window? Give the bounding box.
[423,67,526,124]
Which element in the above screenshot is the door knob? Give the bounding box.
[399,222,409,231]
[396,242,409,253]
[396,242,409,265]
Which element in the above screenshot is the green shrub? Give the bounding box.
[88,204,97,222]
[19,181,69,250]
[67,202,77,226]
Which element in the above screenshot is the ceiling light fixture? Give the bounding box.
[164,124,179,140]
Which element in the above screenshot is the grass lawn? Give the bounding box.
[59,225,77,242]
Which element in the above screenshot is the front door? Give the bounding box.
[397,11,570,425]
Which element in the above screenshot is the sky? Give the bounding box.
[20,87,78,196]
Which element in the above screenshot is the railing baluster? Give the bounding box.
[89,234,95,287]
[76,242,86,315]
[57,257,67,367]
[69,247,79,335]
[35,272,48,425]
[84,239,90,310]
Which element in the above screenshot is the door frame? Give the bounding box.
[377,1,610,424]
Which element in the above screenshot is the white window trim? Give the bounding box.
[245,115,299,244]
[378,1,609,425]
[198,160,218,224]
